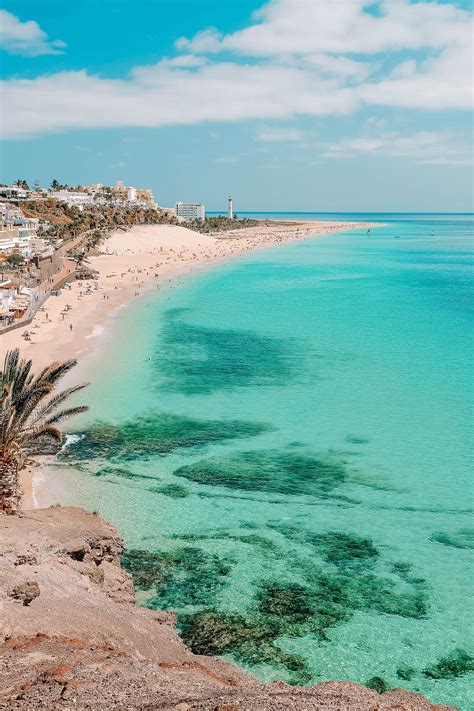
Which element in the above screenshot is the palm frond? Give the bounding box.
[0,350,89,466]
[14,383,53,425]
[34,359,78,386]
[33,383,89,423]
[10,359,33,398]
[1,349,19,386]
[20,423,62,446]
[45,405,89,426]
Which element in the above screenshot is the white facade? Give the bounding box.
[0,227,32,256]
[0,226,24,254]
[50,191,93,209]
[0,186,28,200]
[49,184,155,209]
[175,202,205,221]
[0,281,34,319]
[0,203,45,257]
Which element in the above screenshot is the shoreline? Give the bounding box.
[2,220,377,369]
[0,218,376,507]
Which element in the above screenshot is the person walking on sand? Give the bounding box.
[70,323,73,331]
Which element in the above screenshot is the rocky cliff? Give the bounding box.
[0,507,455,710]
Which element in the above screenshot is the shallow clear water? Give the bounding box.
[50,215,474,708]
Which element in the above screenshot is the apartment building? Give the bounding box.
[175,202,205,221]
[0,203,46,257]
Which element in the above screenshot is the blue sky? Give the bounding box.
[0,0,472,211]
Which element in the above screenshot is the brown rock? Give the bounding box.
[62,540,91,561]
[8,581,40,605]
[46,664,71,677]
[14,554,38,566]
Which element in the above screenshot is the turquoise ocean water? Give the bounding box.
[49,214,473,708]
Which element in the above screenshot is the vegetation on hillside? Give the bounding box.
[22,199,75,225]
[5,254,25,267]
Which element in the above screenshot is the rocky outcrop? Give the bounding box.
[0,507,456,710]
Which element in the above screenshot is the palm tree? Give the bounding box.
[0,349,88,514]
[14,179,29,190]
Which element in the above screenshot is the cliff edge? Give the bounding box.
[0,507,455,710]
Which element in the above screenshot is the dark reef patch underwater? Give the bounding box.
[122,524,429,684]
[60,412,273,463]
[122,547,232,609]
[152,308,298,394]
[173,449,349,497]
[422,649,474,680]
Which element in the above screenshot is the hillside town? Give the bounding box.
[0,179,170,331]
[0,179,158,210]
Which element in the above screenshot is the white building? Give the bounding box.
[50,191,93,209]
[0,225,25,255]
[49,183,156,210]
[0,186,28,200]
[175,202,205,221]
[0,280,34,322]
[228,196,233,220]
[0,203,46,258]
[0,226,44,258]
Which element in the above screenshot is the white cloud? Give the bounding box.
[143,54,208,72]
[176,0,473,111]
[256,127,305,142]
[0,10,66,56]
[176,29,222,54]
[1,64,357,139]
[302,54,372,80]
[358,43,474,110]
[0,0,472,140]
[320,129,472,165]
[178,0,471,57]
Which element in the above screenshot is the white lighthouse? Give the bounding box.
[227,196,233,220]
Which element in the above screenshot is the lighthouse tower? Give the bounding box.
[227,196,233,220]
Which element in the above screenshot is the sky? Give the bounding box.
[0,0,473,212]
